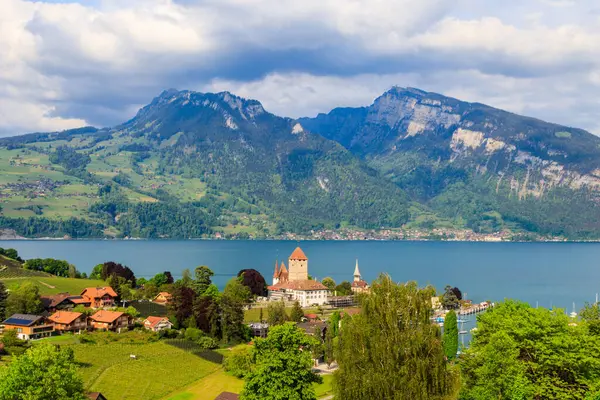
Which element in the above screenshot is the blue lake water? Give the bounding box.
[1,240,598,313]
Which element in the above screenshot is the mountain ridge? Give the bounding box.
[1,87,600,239]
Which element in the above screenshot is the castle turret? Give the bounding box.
[279,262,289,283]
[288,247,308,281]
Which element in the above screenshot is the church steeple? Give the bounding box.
[353,259,361,282]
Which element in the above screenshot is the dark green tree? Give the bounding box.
[267,301,288,326]
[221,278,251,343]
[324,324,334,368]
[443,310,458,360]
[194,266,214,295]
[240,323,321,400]
[441,285,460,310]
[290,301,304,322]
[328,310,341,337]
[334,275,456,400]
[0,344,86,399]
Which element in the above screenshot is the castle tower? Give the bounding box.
[288,247,308,281]
[353,259,361,282]
[273,260,279,285]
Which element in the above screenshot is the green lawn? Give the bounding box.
[244,306,321,323]
[67,335,221,400]
[1,276,107,295]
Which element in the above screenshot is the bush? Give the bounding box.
[184,327,204,342]
[223,347,254,378]
[158,329,180,339]
[196,336,218,350]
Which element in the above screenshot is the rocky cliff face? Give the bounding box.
[301,86,600,199]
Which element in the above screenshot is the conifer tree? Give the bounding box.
[290,301,304,322]
[443,310,458,360]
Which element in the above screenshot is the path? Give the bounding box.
[38,280,56,289]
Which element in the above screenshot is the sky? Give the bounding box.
[2,0,600,136]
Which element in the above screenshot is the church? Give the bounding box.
[268,247,330,307]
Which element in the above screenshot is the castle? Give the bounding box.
[268,247,329,307]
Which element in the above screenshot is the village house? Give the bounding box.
[89,310,132,331]
[41,293,77,313]
[67,295,92,308]
[268,247,330,307]
[1,314,54,340]
[81,287,118,308]
[152,292,172,305]
[143,316,173,332]
[351,260,370,294]
[87,393,108,400]
[48,311,88,333]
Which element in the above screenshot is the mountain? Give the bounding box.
[300,87,600,238]
[0,90,410,238]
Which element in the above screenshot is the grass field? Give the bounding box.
[1,276,107,295]
[45,332,222,400]
[244,306,322,323]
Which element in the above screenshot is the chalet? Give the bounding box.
[2,314,54,340]
[68,295,92,308]
[152,292,172,305]
[81,287,118,308]
[41,293,77,313]
[143,316,173,332]
[89,311,132,331]
[48,311,88,333]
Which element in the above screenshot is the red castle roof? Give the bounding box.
[289,247,307,260]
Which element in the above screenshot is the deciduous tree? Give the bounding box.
[334,281,352,296]
[221,278,251,343]
[6,282,43,316]
[443,310,458,360]
[334,275,456,400]
[0,344,86,400]
[441,285,460,310]
[169,283,196,327]
[238,269,268,297]
[321,277,336,291]
[460,300,600,400]
[241,323,321,400]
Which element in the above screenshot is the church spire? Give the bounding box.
[273,260,279,278]
[353,259,361,282]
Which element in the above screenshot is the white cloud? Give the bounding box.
[2,0,600,135]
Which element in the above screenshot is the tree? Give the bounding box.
[442,310,458,360]
[180,268,193,287]
[164,271,174,284]
[238,269,268,297]
[324,325,334,368]
[460,300,600,400]
[328,311,341,337]
[240,323,321,400]
[194,266,214,295]
[334,281,352,296]
[169,283,196,326]
[150,272,168,287]
[194,294,220,336]
[24,258,74,278]
[580,302,600,335]
[100,261,136,287]
[290,301,304,322]
[0,344,86,400]
[221,278,251,343]
[90,264,103,280]
[321,277,336,291]
[334,275,456,400]
[0,281,7,321]
[441,285,460,310]
[6,282,43,316]
[267,301,288,326]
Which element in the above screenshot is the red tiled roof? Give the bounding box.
[81,287,118,299]
[289,247,308,260]
[272,279,328,291]
[351,280,369,288]
[273,261,279,278]
[90,310,125,323]
[69,296,91,305]
[48,311,83,325]
[144,316,169,329]
[305,314,318,319]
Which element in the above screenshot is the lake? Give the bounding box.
[1,240,598,312]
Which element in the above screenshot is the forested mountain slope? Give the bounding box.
[300,87,600,238]
[0,90,409,238]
